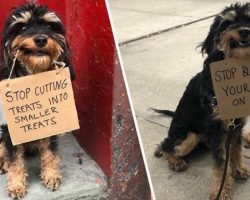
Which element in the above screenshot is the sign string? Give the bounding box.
[6,51,66,88]
[7,49,20,88]
[53,61,66,75]
[224,42,230,66]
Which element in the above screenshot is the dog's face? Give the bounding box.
[2,4,72,75]
[202,3,250,59]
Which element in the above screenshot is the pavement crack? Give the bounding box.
[119,14,216,46]
[112,7,198,18]
[136,115,168,128]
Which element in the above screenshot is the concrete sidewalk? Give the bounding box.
[109,0,250,200]
[110,0,248,43]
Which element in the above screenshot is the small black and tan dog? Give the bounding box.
[0,3,74,199]
[155,3,250,200]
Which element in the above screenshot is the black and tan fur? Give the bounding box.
[0,3,74,199]
[155,3,250,200]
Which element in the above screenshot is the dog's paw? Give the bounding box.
[0,160,8,174]
[166,153,188,172]
[7,185,26,199]
[41,173,62,191]
[168,158,188,172]
[233,166,250,180]
[210,191,232,200]
[242,132,250,148]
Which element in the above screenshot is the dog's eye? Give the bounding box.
[21,26,27,32]
[46,25,51,29]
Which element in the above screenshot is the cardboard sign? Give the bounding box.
[0,68,79,145]
[210,58,250,119]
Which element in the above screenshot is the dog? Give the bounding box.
[0,3,74,199]
[154,3,250,200]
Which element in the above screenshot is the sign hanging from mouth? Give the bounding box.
[0,67,79,145]
[210,58,250,119]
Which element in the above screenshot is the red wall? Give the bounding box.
[65,0,114,177]
[0,0,114,177]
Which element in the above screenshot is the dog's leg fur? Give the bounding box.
[39,137,62,191]
[174,132,199,156]
[210,165,233,200]
[210,151,233,200]
[159,132,199,171]
[6,145,27,199]
[230,130,249,180]
[242,131,250,148]
[165,153,188,172]
[208,121,233,200]
[0,141,6,173]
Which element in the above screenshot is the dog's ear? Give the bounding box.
[1,37,13,80]
[68,62,75,81]
[200,16,221,55]
[61,40,75,81]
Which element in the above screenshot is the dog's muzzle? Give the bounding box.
[34,35,48,48]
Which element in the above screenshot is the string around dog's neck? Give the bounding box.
[7,49,20,87]
[52,60,66,75]
[224,42,231,65]
[6,49,66,88]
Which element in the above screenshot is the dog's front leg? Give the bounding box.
[210,145,233,200]
[6,145,27,199]
[230,130,249,180]
[210,164,233,200]
[207,121,233,200]
[39,137,62,191]
[0,141,7,173]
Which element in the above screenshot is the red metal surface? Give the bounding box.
[64,0,114,177]
[0,0,114,176]
[109,55,151,199]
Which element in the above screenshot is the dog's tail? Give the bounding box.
[149,107,175,117]
[150,107,175,158]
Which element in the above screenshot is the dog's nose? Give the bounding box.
[34,36,47,48]
[238,28,250,38]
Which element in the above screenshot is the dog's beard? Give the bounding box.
[11,35,63,74]
[218,29,250,59]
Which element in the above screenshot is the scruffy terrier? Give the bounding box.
[0,3,74,199]
[155,3,250,200]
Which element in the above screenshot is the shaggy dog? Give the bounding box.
[155,3,250,200]
[0,3,74,199]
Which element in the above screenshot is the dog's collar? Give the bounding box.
[201,89,242,131]
[51,61,66,70]
[210,96,217,107]
[52,61,66,68]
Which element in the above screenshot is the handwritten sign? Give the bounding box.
[0,68,79,145]
[210,58,250,119]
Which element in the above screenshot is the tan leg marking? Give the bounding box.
[174,132,199,157]
[7,145,27,199]
[39,138,62,191]
[242,131,250,148]
[230,132,249,180]
[165,132,199,172]
[165,153,188,172]
[0,141,7,173]
[210,166,233,200]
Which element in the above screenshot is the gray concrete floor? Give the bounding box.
[0,134,107,200]
[109,0,250,200]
